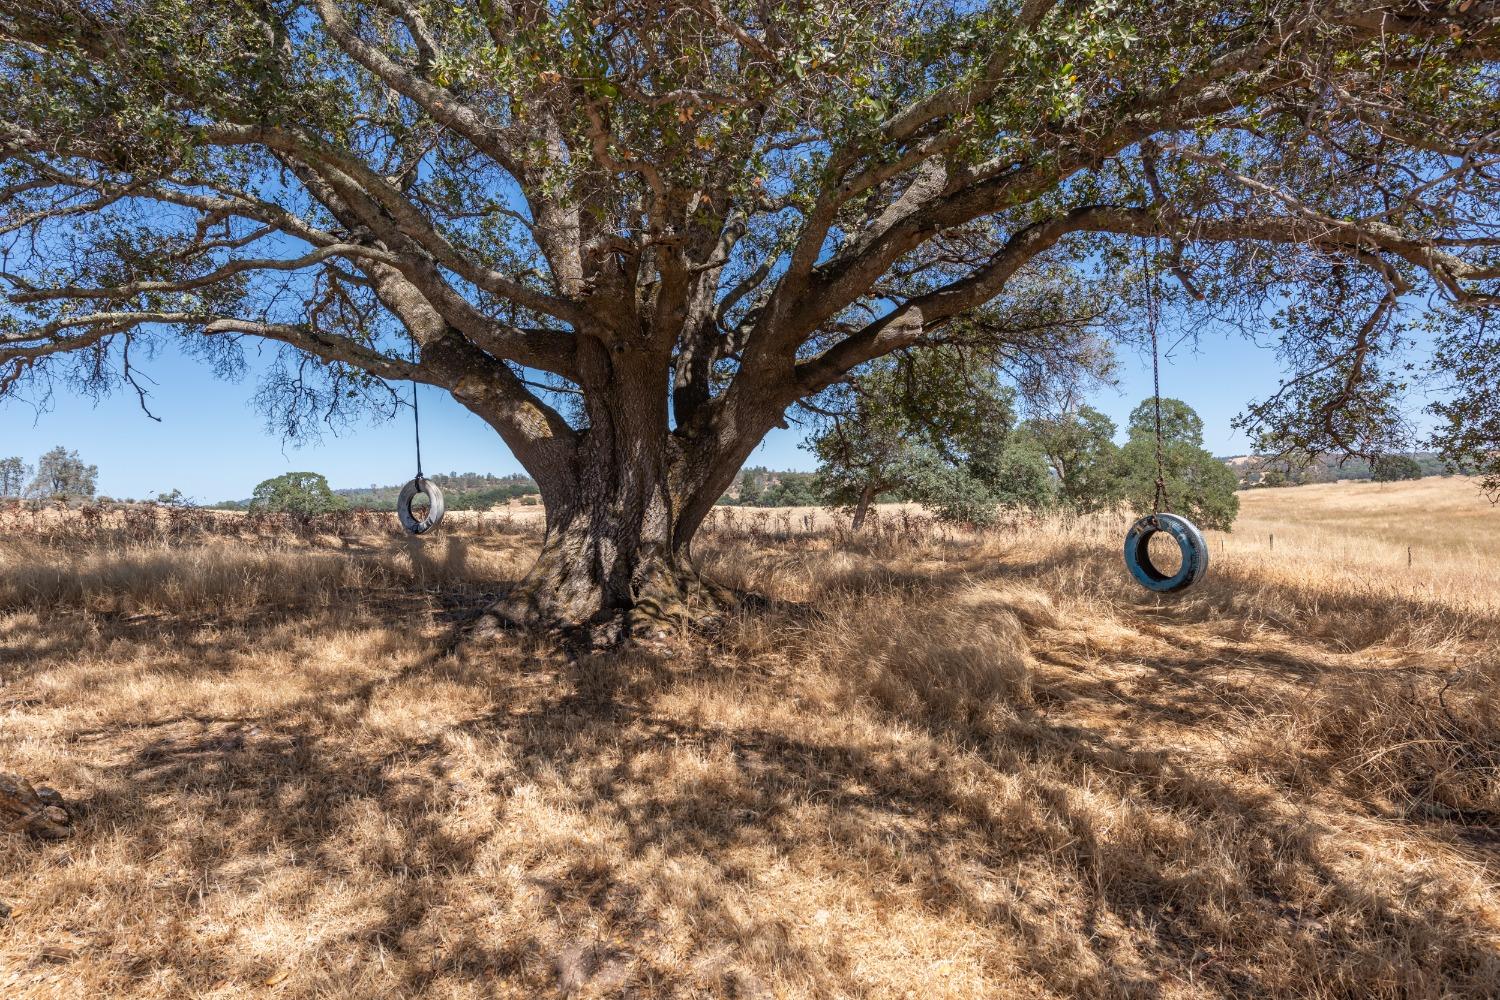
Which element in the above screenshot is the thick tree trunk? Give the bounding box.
[484,469,729,644]
[473,338,742,646]
[851,483,875,531]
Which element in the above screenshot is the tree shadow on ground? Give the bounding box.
[46,629,1491,996]
[6,532,1500,997]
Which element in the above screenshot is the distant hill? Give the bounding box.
[212,467,824,511]
[213,472,539,511]
[334,472,539,511]
[1224,452,1451,487]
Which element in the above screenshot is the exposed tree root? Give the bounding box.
[464,556,737,655]
[1,772,72,841]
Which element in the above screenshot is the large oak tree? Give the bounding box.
[2,1,1498,638]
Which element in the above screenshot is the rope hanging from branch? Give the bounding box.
[396,344,444,535]
[410,372,424,481]
[1146,240,1170,516]
[1122,240,1210,594]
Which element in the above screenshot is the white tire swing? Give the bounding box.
[1124,250,1209,594]
[398,476,445,535]
[397,373,444,535]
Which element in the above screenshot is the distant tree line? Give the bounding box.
[0,447,97,502]
[803,348,1240,530]
[443,483,543,510]
[331,471,538,510]
[717,467,822,508]
[6,430,1442,530]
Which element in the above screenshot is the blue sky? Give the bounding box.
[1,328,1290,503]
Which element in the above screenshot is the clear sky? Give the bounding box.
[2,327,1291,503]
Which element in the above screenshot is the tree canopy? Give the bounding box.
[0,455,29,497]
[2,1,1498,631]
[248,470,349,514]
[25,445,97,500]
[1372,453,1424,482]
[1119,398,1240,530]
[808,344,1062,526]
[1020,404,1122,514]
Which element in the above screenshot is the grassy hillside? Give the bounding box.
[2,479,1498,998]
[1226,451,1453,486]
[334,472,539,511]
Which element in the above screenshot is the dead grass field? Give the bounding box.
[3,478,1499,998]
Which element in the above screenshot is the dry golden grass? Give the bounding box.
[3,479,1499,998]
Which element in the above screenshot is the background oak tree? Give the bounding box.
[0,455,29,498]
[1118,398,1241,530]
[1020,404,1123,515]
[1372,453,1425,482]
[3,1,1499,639]
[248,470,350,515]
[808,342,1073,528]
[24,446,97,501]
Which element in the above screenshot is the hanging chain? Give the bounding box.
[1147,242,1169,516]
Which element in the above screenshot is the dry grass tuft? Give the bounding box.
[1238,659,1500,821]
[3,479,1499,998]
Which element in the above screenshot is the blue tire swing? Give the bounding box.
[397,372,444,535]
[1124,510,1209,593]
[1123,258,1209,594]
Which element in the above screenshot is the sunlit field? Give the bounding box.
[3,478,1498,998]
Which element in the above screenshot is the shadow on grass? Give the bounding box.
[5,530,1499,997]
[27,627,1490,997]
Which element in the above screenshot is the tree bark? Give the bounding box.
[484,491,730,645]
[851,483,876,531]
[473,338,743,645]
[478,452,742,645]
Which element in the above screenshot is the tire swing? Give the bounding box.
[396,373,444,535]
[1123,254,1209,594]
[1124,510,1208,593]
